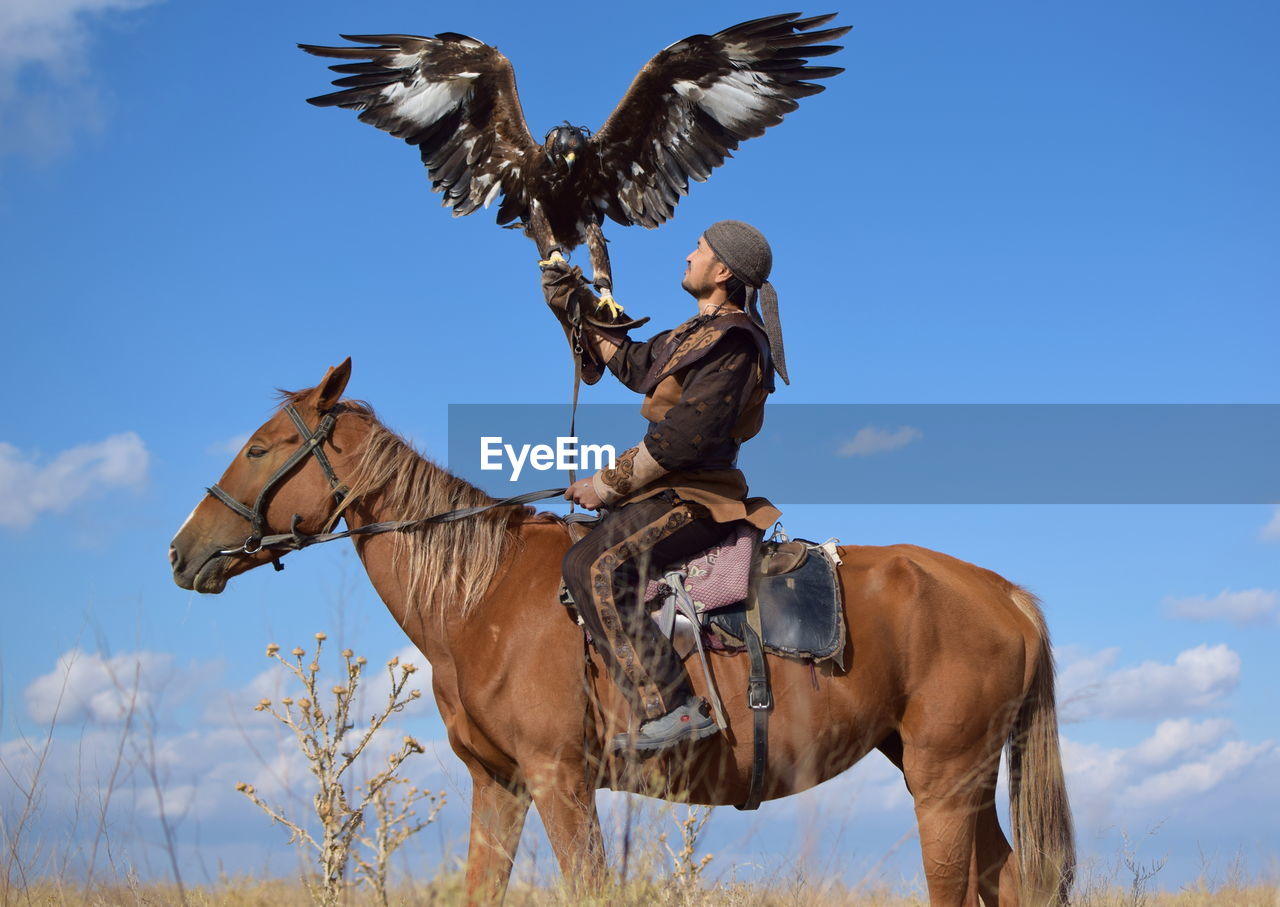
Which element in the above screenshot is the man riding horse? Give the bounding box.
[541,220,788,755]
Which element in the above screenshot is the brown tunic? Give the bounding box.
[597,310,781,529]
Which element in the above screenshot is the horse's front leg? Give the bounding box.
[465,767,530,904]
[527,761,607,892]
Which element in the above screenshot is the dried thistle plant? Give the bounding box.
[660,805,715,891]
[352,776,445,906]
[235,634,429,906]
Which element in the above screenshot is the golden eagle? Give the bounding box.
[301,13,848,315]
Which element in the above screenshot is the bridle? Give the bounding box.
[207,404,344,557]
[205,403,567,566]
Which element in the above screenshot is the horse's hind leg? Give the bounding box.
[903,740,1001,906]
[465,769,530,903]
[971,765,1019,905]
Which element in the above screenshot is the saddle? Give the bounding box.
[561,521,846,668]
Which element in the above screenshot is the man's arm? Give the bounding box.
[540,258,672,392]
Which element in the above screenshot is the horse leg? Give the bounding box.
[903,741,1000,906]
[883,730,1019,904]
[972,768,1019,906]
[464,769,530,903]
[529,783,607,892]
[526,764,607,893]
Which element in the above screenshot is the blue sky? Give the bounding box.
[2,0,1277,893]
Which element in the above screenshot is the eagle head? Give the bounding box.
[543,122,590,177]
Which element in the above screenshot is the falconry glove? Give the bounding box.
[540,259,648,385]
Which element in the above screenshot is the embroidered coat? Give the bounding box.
[592,311,781,529]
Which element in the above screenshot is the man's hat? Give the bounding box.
[703,220,788,385]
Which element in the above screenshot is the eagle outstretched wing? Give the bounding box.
[299,33,538,219]
[591,13,849,228]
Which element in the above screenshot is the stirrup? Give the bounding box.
[609,697,718,757]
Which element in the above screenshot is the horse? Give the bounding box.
[169,359,1074,905]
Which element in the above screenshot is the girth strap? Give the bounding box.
[737,581,772,811]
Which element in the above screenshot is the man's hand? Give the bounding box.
[565,476,604,510]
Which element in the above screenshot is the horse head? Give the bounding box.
[169,358,352,593]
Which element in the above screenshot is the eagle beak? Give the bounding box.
[565,152,576,166]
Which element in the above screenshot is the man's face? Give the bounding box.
[681,236,729,299]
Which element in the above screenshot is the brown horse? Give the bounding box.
[169,360,1074,905]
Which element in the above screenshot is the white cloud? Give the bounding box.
[1062,722,1277,827]
[1262,507,1280,542]
[23,647,177,725]
[0,432,148,528]
[0,0,162,159]
[1163,588,1278,626]
[1123,739,1276,808]
[1130,718,1234,767]
[1059,643,1240,721]
[837,425,923,457]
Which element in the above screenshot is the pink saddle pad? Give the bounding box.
[642,522,757,611]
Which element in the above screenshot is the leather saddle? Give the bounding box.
[561,520,846,669]
[663,535,846,669]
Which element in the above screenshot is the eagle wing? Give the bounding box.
[592,13,849,228]
[300,33,538,220]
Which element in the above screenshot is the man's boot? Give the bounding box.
[609,696,718,756]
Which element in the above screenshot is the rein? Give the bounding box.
[207,403,566,562]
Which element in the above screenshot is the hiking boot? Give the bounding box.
[610,697,718,756]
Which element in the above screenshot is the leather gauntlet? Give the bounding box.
[540,260,647,385]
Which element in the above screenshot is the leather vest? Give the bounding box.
[637,312,773,446]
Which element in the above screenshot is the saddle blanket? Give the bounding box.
[643,522,756,610]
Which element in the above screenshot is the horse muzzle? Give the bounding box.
[169,542,234,594]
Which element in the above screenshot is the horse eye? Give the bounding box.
[246,446,267,459]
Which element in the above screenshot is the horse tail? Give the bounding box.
[1007,588,1075,905]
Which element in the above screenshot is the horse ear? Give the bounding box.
[311,358,352,411]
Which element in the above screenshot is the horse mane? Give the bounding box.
[276,389,528,622]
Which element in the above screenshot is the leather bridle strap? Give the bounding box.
[207,404,341,554]
[206,403,567,560]
[216,486,567,557]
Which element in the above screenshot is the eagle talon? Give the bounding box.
[539,250,568,269]
[595,292,624,320]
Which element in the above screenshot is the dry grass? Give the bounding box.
[11,876,1279,906]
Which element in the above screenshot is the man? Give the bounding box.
[541,220,787,755]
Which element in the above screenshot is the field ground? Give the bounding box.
[11,876,1279,906]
